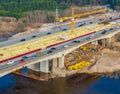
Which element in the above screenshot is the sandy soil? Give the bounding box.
[88,53,120,73]
[81,48,120,73]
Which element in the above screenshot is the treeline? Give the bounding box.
[57,0,111,5]
[0,0,57,19]
[57,0,120,9]
[0,10,23,19]
[0,0,57,12]
[0,0,119,19]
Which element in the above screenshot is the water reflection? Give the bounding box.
[0,73,120,94]
[0,74,15,93]
[102,71,120,79]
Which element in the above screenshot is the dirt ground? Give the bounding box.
[75,45,120,74]
[67,33,120,74]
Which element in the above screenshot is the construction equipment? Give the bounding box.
[67,61,91,70]
[57,7,107,33]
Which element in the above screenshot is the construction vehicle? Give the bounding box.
[57,7,107,33]
[67,61,91,70]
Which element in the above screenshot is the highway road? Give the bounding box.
[0,18,93,47]
[0,11,120,75]
[0,13,119,47]
[0,24,119,71]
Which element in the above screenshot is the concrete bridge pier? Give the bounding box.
[52,56,65,69]
[27,63,40,72]
[28,60,49,73]
[52,56,66,77]
[91,40,98,45]
[52,58,58,72]
[98,38,108,47]
[105,37,111,48]
[27,56,66,77]
[100,38,111,48]
[58,56,65,68]
[102,39,106,47]
[40,60,49,73]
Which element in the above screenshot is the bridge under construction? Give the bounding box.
[0,7,120,78]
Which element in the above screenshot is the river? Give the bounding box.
[0,73,120,94]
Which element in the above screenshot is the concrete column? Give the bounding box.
[95,40,98,45]
[106,38,111,48]
[52,57,66,77]
[53,58,58,67]
[34,63,40,71]
[98,40,102,45]
[104,38,107,47]
[58,56,64,68]
[52,58,58,73]
[91,41,98,45]
[27,64,34,69]
[102,39,106,47]
[40,60,49,73]
[27,62,40,71]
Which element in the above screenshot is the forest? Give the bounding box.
[0,0,119,19]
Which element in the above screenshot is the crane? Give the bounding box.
[57,7,107,33]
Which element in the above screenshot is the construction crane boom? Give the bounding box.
[57,7,107,33]
[71,7,75,33]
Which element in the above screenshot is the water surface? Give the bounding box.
[0,73,120,94]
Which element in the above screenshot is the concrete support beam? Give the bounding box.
[106,38,111,48]
[40,60,49,73]
[27,64,34,69]
[95,40,98,45]
[58,56,64,68]
[52,58,57,74]
[52,57,66,77]
[101,39,106,47]
[100,38,112,48]
[53,58,58,67]
[102,39,106,47]
[27,62,40,71]
[34,63,40,71]
[91,40,98,45]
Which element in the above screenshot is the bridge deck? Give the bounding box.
[0,22,120,62]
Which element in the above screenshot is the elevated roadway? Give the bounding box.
[0,13,119,47]
[0,26,120,77]
[0,21,120,63]
[0,16,120,77]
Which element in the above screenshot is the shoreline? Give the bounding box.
[12,46,120,81]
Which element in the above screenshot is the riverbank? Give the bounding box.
[76,45,120,74]
[2,73,120,94]
[12,30,120,81]
[12,45,120,81]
